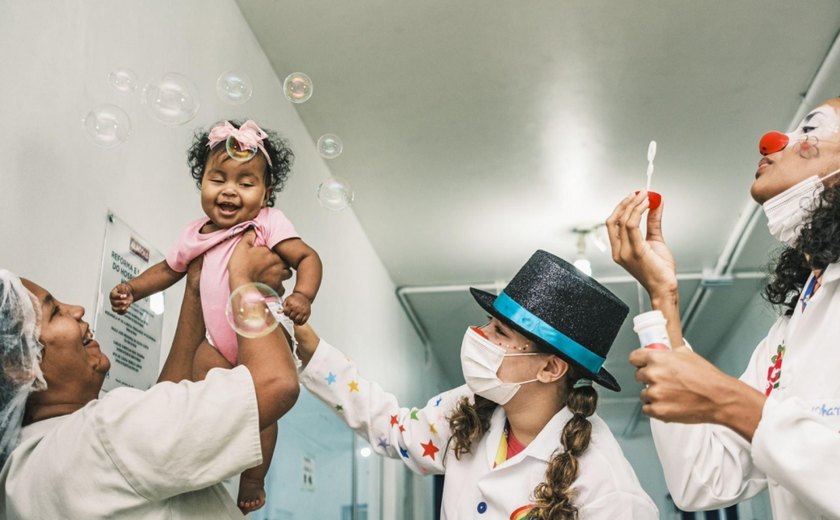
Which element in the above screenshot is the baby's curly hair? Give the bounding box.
[187,120,294,207]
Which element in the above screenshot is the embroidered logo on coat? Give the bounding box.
[765,343,785,396]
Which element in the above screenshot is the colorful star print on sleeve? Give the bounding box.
[299,339,472,475]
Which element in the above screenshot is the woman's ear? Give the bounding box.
[537,355,568,383]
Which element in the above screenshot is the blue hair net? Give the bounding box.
[0,269,46,466]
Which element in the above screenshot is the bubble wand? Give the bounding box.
[636,140,662,210]
[646,140,657,192]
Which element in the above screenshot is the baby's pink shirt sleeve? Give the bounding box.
[165,218,209,273]
[260,208,300,249]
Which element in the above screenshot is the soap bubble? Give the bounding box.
[225,283,283,339]
[141,72,200,126]
[216,70,253,105]
[107,68,138,94]
[83,104,132,148]
[283,72,313,103]
[226,135,258,162]
[317,176,354,211]
[317,134,343,159]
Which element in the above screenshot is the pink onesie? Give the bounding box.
[166,207,299,365]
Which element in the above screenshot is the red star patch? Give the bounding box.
[421,439,439,460]
[399,424,406,433]
[390,415,398,426]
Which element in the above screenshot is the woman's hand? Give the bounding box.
[629,345,766,441]
[606,191,678,298]
[293,322,321,367]
[229,230,292,292]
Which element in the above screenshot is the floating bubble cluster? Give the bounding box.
[225,283,283,339]
[317,176,354,211]
[284,72,313,104]
[107,68,138,94]
[141,72,200,126]
[83,104,132,148]
[216,70,253,105]
[317,134,343,159]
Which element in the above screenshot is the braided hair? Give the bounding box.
[529,377,597,520]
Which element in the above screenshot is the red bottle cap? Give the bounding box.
[635,190,662,211]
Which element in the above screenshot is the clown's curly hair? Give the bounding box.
[186,120,294,207]
[765,183,840,315]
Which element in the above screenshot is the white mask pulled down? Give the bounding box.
[763,168,840,246]
[460,327,541,405]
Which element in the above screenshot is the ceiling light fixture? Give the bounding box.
[572,228,593,277]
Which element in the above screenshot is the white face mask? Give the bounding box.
[763,168,840,246]
[460,327,541,405]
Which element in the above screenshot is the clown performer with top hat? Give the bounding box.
[608,98,840,519]
[293,250,659,519]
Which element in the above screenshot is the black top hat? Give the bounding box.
[470,250,628,391]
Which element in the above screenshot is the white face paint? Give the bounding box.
[786,106,840,142]
[762,105,840,245]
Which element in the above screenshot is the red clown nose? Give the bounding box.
[759,131,789,156]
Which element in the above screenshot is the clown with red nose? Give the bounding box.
[756,109,840,246]
[607,99,840,519]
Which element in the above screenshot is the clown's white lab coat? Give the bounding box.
[0,366,261,519]
[300,340,658,519]
[652,262,840,519]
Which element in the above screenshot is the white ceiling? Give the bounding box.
[236,0,840,408]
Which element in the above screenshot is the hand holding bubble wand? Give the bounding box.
[632,140,672,351]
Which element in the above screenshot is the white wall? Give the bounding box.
[0,0,450,516]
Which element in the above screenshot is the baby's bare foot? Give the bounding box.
[237,476,266,514]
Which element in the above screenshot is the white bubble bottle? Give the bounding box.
[633,310,672,350]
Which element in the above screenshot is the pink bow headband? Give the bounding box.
[207,120,272,166]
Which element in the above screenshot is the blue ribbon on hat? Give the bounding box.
[492,291,606,375]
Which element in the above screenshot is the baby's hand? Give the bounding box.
[283,292,311,325]
[110,283,135,314]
